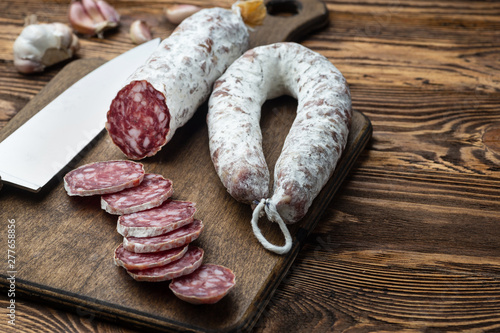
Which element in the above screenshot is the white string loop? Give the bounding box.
[251,198,292,255]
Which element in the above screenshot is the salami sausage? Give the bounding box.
[123,219,203,253]
[105,2,265,160]
[64,160,144,196]
[117,200,196,237]
[127,245,204,282]
[207,42,352,254]
[114,243,188,271]
[101,173,173,215]
[169,264,235,304]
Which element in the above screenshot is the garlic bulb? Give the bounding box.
[130,20,152,44]
[13,23,80,74]
[164,4,202,25]
[69,0,120,38]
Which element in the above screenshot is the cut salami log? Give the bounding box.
[105,2,266,160]
[64,160,144,196]
[117,200,196,237]
[123,219,204,253]
[101,173,173,215]
[127,245,204,282]
[169,264,236,304]
[114,243,188,271]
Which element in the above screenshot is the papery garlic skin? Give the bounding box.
[164,4,202,25]
[13,23,80,74]
[69,0,120,38]
[130,20,152,44]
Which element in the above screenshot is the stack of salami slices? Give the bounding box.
[64,160,235,304]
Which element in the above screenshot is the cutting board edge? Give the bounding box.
[0,277,216,333]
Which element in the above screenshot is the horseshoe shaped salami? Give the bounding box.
[207,42,352,254]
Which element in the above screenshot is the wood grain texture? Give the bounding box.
[1,0,500,332]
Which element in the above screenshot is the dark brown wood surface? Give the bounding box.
[1,0,500,332]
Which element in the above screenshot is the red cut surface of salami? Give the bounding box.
[106,80,169,160]
[101,174,173,215]
[123,219,203,253]
[64,160,144,196]
[114,243,188,271]
[169,264,236,304]
[127,246,204,282]
[117,200,196,238]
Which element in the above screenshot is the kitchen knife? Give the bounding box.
[0,38,161,193]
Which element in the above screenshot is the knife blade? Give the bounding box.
[0,38,161,193]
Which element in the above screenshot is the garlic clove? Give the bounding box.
[130,20,152,45]
[68,0,120,38]
[234,0,266,28]
[164,4,202,25]
[13,23,80,74]
[69,1,98,35]
[96,0,120,24]
[82,0,105,23]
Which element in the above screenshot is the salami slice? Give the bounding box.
[105,2,266,160]
[117,200,196,237]
[169,264,236,304]
[101,173,173,215]
[123,219,203,253]
[127,245,204,282]
[64,160,144,196]
[114,243,188,271]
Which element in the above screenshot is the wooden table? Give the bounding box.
[1,0,499,332]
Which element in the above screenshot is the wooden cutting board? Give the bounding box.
[0,1,372,332]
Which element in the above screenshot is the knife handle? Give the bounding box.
[249,0,329,48]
